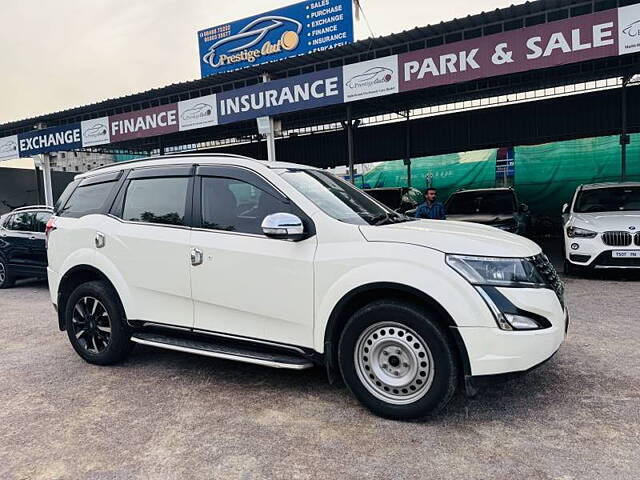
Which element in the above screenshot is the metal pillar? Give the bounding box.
[262,74,277,162]
[404,110,411,188]
[265,117,277,162]
[41,153,53,207]
[620,75,631,182]
[347,104,355,184]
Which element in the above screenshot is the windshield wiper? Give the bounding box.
[369,212,407,225]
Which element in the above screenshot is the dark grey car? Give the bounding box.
[445,188,530,235]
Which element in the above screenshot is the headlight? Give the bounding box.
[566,226,597,238]
[446,255,546,287]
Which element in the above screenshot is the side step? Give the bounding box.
[130,332,314,370]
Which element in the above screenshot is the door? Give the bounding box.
[190,168,317,347]
[30,211,52,270]
[1,212,33,268]
[106,167,194,327]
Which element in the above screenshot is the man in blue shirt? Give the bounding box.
[415,188,446,220]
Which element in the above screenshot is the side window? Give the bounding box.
[33,212,52,233]
[59,181,116,218]
[6,212,34,231]
[201,176,287,234]
[122,177,189,226]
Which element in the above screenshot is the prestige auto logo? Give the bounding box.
[181,103,214,120]
[0,139,17,153]
[622,19,640,37]
[202,16,302,69]
[83,123,108,138]
[345,66,394,89]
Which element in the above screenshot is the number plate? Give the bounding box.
[612,251,640,258]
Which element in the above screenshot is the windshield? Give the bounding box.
[574,186,640,213]
[277,169,406,225]
[446,191,516,215]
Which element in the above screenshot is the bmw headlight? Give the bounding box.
[566,226,597,238]
[445,255,546,287]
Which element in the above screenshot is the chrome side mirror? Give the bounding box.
[261,213,305,241]
[562,203,569,214]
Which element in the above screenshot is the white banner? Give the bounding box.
[343,55,399,102]
[618,3,640,55]
[81,117,110,147]
[178,94,218,131]
[0,135,19,161]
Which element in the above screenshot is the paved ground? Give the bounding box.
[1,270,639,480]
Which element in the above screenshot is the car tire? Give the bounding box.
[338,300,458,420]
[0,255,15,289]
[65,280,133,365]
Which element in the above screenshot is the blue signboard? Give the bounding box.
[198,0,354,78]
[217,68,343,124]
[18,123,82,157]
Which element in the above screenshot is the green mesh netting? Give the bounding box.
[363,133,640,218]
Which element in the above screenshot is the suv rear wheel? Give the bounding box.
[338,300,458,420]
[65,280,133,365]
[0,255,15,289]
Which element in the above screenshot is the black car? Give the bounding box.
[364,187,423,214]
[445,188,530,235]
[0,206,53,288]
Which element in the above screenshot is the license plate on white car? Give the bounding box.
[612,251,640,258]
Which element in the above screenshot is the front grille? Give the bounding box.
[531,254,564,308]
[602,231,632,247]
[635,233,640,246]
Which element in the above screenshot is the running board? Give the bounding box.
[130,332,314,370]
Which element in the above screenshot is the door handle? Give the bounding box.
[95,232,105,249]
[190,248,203,266]
[29,236,37,240]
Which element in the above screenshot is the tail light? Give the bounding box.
[45,217,57,245]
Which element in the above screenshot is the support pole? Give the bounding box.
[404,110,411,188]
[262,73,277,162]
[265,117,277,163]
[42,153,53,207]
[347,104,355,184]
[621,75,631,182]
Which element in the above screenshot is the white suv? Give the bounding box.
[47,154,567,419]
[563,182,640,274]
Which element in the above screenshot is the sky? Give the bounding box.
[0,0,517,124]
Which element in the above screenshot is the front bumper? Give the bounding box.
[564,235,640,268]
[458,287,567,376]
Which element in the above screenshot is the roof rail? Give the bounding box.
[13,205,53,212]
[87,152,257,174]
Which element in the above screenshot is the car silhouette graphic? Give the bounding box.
[0,140,17,153]
[83,124,108,138]
[623,19,640,37]
[346,67,394,89]
[182,103,213,120]
[203,15,302,68]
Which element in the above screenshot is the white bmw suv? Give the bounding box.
[47,154,567,419]
[563,182,640,274]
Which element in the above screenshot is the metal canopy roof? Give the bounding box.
[1,0,633,138]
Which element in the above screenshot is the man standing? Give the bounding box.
[415,188,446,220]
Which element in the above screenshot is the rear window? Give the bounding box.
[122,177,189,226]
[33,211,52,233]
[58,181,116,218]
[446,191,517,215]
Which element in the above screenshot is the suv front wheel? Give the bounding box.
[65,281,133,365]
[338,300,458,420]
